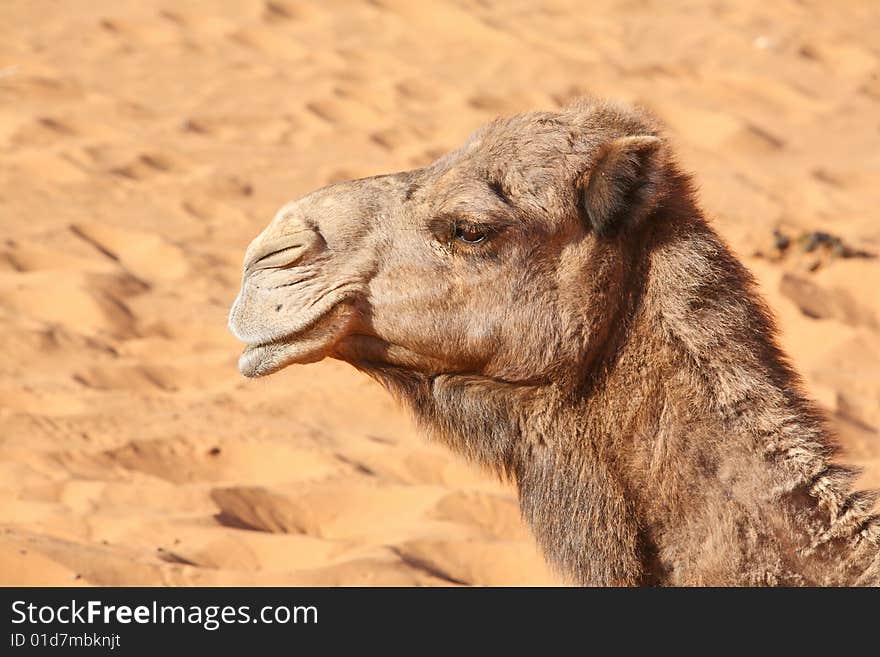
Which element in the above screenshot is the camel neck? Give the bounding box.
[370,220,879,585]
[560,221,880,585]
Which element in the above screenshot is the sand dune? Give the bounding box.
[1,0,878,586]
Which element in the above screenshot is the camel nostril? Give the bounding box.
[275,304,283,312]
[244,225,327,274]
[248,244,304,271]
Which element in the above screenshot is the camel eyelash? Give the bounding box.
[429,215,508,250]
[453,220,496,245]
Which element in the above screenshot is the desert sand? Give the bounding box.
[0,0,878,586]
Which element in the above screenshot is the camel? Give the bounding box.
[228,99,880,586]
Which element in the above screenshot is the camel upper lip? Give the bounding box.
[240,340,284,356]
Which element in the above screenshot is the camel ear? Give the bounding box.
[579,135,663,236]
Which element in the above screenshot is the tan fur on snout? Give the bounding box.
[229,98,880,586]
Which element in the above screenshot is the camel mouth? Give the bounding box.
[238,340,323,377]
[237,304,355,378]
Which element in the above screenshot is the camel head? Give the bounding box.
[229,100,672,384]
[229,100,880,587]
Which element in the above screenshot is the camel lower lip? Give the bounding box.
[236,304,356,378]
[238,339,326,377]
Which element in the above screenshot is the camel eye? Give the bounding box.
[454,224,488,244]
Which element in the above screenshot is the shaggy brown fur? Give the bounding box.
[229,99,880,586]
